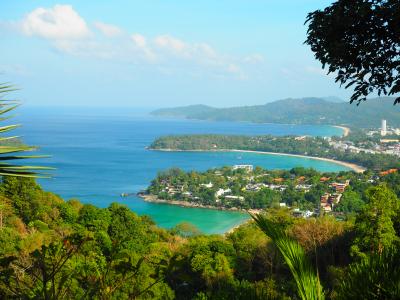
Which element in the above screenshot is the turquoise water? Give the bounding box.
[14,107,347,234]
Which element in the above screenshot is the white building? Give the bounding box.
[381,119,387,136]
[232,164,254,172]
[215,188,231,197]
[200,182,213,188]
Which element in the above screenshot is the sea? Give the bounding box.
[14,107,347,234]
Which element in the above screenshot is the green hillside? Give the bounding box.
[151,97,400,127]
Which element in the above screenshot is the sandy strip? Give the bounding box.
[228,149,365,173]
[151,148,366,173]
[333,125,350,137]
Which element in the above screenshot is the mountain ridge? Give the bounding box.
[151,97,400,127]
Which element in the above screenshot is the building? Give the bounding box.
[320,193,342,212]
[215,188,231,197]
[329,180,350,193]
[200,182,213,188]
[224,195,245,202]
[232,164,254,172]
[381,119,387,136]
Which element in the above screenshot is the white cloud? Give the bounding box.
[10,5,254,80]
[20,4,90,40]
[93,21,122,37]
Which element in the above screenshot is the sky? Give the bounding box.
[0,0,353,108]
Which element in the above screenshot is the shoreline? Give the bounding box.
[150,148,366,173]
[333,125,350,137]
[139,193,262,214]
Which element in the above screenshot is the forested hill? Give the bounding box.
[151,97,400,127]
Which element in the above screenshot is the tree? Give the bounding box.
[337,247,400,299]
[334,190,365,213]
[305,0,400,104]
[352,185,399,256]
[0,83,51,177]
[171,222,201,238]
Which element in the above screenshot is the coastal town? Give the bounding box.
[140,164,399,219]
[328,119,400,157]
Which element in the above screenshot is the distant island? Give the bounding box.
[149,134,400,171]
[151,97,400,128]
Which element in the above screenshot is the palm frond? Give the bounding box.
[0,83,52,177]
[251,213,324,300]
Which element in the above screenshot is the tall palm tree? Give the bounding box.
[0,83,51,177]
[251,213,324,300]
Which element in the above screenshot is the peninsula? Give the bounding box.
[149,134,400,171]
[140,165,399,216]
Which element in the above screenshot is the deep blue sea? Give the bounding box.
[13,107,347,233]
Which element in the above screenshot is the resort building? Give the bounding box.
[381,119,387,136]
[232,164,254,172]
[215,188,231,197]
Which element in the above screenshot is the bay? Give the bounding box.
[14,107,347,234]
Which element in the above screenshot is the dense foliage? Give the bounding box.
[150,134,400,170]
[305,0,400,105]
[0,176,399,299]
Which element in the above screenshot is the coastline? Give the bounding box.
[150,148,366,173]
[139,194,262,214]
[333,125,350,137]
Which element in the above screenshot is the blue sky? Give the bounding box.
[0,0,351,107]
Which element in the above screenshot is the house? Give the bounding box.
[319,177,330,182]
[320,192,342,212]
[329,180,350,193]
[321,202,332,212]
[224,195,245,201]
[245,183,268,191]
[320,193,332,212]
[215,188,231,197]
[232,164,254,172]
[328,193,342,204]
[295,184,313,192]
[268,184,287,192]
[200,182,213,188]
[297,176,306,182]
